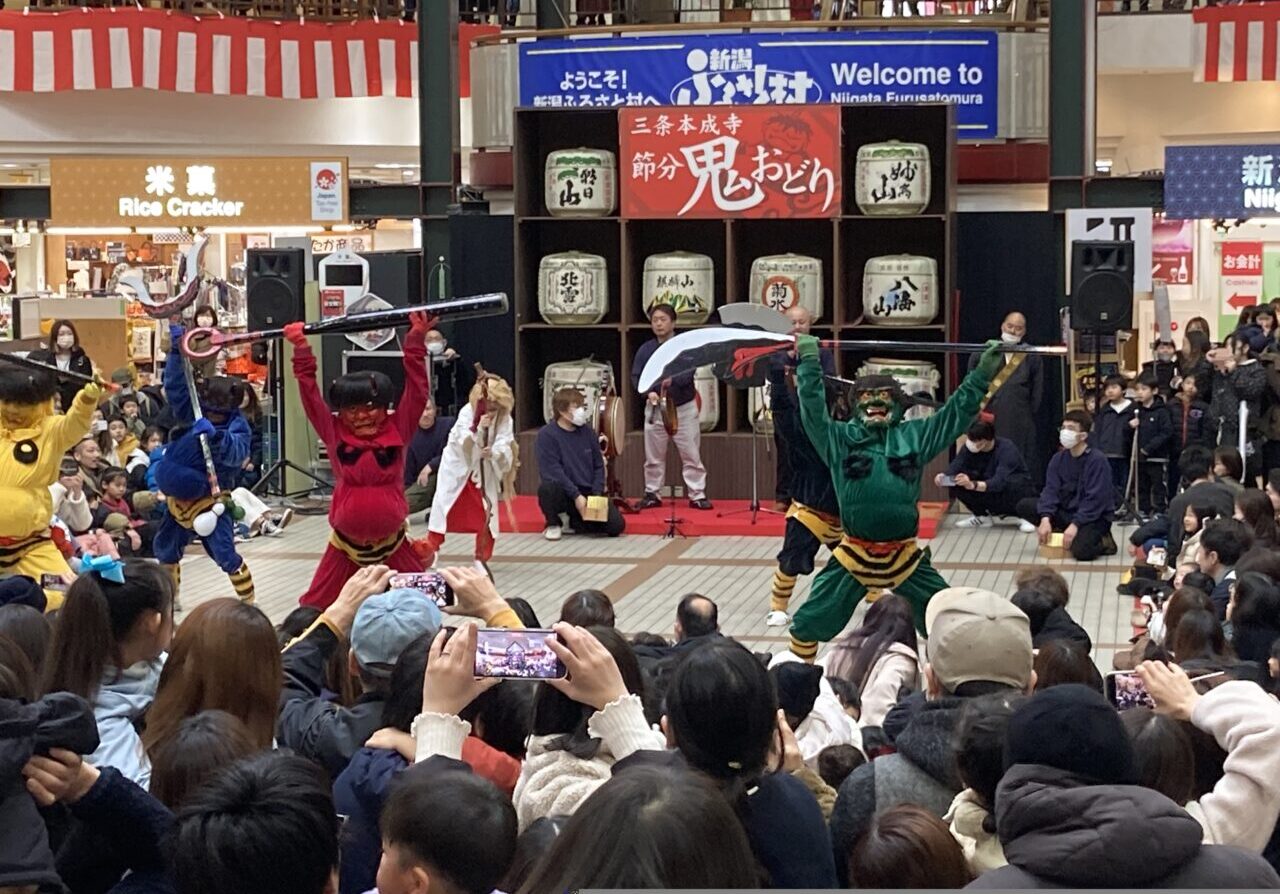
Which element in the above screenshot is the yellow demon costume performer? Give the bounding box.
[788,334,1002,660]
[0,365,101,610]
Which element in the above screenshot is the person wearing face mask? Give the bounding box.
[1015,410,1118,561]
[425,328,474,417]
[535,387,625,541]
[184,304,221,381]
[27,319,95,414]
[967,312,1044,485]
[936,420,1035,532]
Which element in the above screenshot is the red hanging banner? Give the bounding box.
[619,105,842,220]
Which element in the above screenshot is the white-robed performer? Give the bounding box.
[412,371,517,568]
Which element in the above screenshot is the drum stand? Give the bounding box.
[718,412,786,525]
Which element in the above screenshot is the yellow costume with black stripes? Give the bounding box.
[0,379,101,611]
[788,334,1001,660]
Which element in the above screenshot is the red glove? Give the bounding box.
[283,322,308,347]
[409,311,437,335]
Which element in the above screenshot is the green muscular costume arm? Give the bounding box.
[912,340,1004,460]
[796,335,836,466]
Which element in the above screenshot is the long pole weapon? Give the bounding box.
[0,353,98,386]
[180,352,221,499]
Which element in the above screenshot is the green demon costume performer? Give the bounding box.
[788,334,1003,660]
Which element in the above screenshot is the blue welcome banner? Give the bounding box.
[518,30,1000,139]
[1165,144,1280,220]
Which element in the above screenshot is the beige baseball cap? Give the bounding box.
[925,587,1033,692]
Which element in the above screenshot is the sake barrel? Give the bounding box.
[643,251,714,325]
[858,357,940,421]
[862,255,938,326]
[749,254,823,322]
[695,364,719,432]
[538,251,608,325]
[854,141,931,216]
[545,148,617,218]
[542,359,614,426]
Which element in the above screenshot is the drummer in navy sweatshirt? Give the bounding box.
[536,387,625,541]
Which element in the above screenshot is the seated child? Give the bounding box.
[90,469,153,556]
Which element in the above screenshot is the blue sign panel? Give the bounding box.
[518,31,1000,139]
[1165,144,1280,220]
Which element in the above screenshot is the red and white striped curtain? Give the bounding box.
[1194,0,1280,82]
[0,9,497,98]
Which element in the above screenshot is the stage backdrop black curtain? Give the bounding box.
[446,213,516,385]
[955,211,1063,486]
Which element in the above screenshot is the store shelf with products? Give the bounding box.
[513,103,957,500]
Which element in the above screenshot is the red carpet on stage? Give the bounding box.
[498,497,946,538]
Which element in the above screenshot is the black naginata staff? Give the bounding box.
[0,352,99,386]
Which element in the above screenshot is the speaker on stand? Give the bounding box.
[245,248,329,499]
[1070,240,1136,517]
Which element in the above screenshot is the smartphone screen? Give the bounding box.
[1105,671,1154,710]
[40,573,69,593]
[474,629,566,680]
[938,475,957,487]
[387,572,454,607]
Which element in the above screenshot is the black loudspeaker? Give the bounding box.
[248,249,305,365]
[247,248,306,330]
[1070,240,1134,332]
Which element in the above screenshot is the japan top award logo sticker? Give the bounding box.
[311,162,345,222]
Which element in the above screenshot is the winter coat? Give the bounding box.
[610,747,839,889]
[90,659,164,788]
[771,652,863,764]
[824,640,919,729]
[946,788,1007,875]
[276,619,387,780]
[1032,606,1093,654]
[1093,399,1134,458]
[513,693,665,831]
[333,742,522,894]
[1168,397,1218,456]
[1166,479,1236,557]
[1210,360,1268,449]
[1135,397,1173,459]
[27,346,94,413]
[49,480,93,534]
[966,764,1280,889]
[831,695,966,884]
[56,766,176,894]
[0,693,99,893]
[1182,681,1280,851]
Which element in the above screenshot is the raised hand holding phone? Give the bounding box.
[420,624,500,717]
[1136,660,1201,721]
[545,622,628,711]
[438,566,507,621]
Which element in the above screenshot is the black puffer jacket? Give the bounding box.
[832,695,965,883]
[0,693,99,892]
[967,764,1280,889]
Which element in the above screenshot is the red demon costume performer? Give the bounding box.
[285,312,432,609]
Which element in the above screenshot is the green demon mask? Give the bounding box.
[852,375,906,428]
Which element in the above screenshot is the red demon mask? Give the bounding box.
[339,403,387,438]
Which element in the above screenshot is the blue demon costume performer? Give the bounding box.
[152,324,254,603]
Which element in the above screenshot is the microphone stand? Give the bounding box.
[718,402,786,524]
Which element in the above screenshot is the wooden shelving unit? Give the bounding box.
[513,104,957,501]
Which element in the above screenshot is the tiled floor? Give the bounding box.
[176,508,1138,668]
